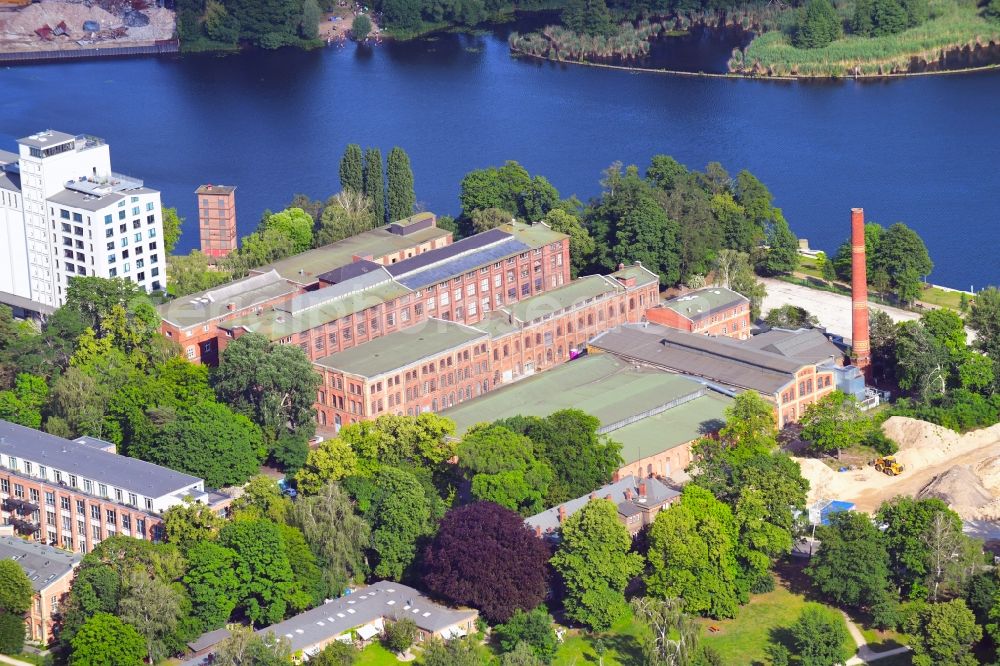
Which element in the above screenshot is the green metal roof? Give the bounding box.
[314,319,488,378]
[507,275,620,323]
[613,393,731,464]
[662,287,748,321]
[251,225,451,285]
[501,220,568,249]
[157,270,298,329]
[611,263,660,288]
[223,280,412,340]
[442,354,725,440]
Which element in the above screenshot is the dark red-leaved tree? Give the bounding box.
[421,501,551,624]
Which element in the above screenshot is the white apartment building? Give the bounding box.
[0,130,166,314]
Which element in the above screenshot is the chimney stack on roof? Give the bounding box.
[639,481,647,498]
[850,208,872,382]
[558,506,567,524]
[590,492,597,500]
[624,487,633,501]
[605,493,613,501]
[534,525,542,537]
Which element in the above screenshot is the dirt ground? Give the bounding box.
[317,7,379,42]
[796,416,1000,515]
[0,0,174,52]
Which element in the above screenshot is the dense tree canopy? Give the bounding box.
[69,613,147,666]
[807,511,891,608]
[421,501,551,623]
[550,499,644,631]
[457,423,552,515]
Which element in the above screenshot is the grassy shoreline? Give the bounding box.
[735,1,1000,76]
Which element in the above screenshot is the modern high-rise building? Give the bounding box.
[196,183,237,258]
[0,130,166,316]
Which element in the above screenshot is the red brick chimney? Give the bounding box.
[624,488,633,501]
[850,208,872,382]
[534,525,542,537]
[557,506,567,524]
[638,481,647,498]
[605,493,613,501]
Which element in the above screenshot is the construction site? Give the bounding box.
[0,0,175,54]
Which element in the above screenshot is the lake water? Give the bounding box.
[1,22,998,289]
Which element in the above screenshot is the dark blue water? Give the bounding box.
[2,25,998,289]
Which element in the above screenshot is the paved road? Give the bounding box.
[760,278,919,343]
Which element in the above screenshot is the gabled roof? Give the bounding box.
[743,328,843,365]
[660,287,748,322]
[0,536,80,592]
[525,475,679,534]
[157,270,298,329]
[590,324,803,394]
[0,420,203,501]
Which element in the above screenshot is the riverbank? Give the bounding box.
[734,0,1000,77]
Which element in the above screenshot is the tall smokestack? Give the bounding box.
[851,208,872,382]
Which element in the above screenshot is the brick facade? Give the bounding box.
[1,471,161,554]
[645,287,751,340]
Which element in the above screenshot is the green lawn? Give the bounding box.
[355,642,404,666]
[553,613,651,666]
[698,567,855,666]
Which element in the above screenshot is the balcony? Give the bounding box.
[3,497,39,514]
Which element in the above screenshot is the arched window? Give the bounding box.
[546,349,553,363]
[334,414,342,433]
[629,297,636,310]
[432,398,439,411]
[319,411,327,426]
[587,314,594,326]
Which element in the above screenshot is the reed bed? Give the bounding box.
[734,2,1000,76]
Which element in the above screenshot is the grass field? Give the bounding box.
[552,613,651,665]
[739,0,1000,76]
[698,565,856,666]
[355,642,407,665]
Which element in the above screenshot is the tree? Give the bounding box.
[646,485,741,618]
[630,597,700,666]
[894,321,950,399]
[342,413,457,474]
[906,599,981,666]
[146,400,263,487]
[550,499,644,631]
[497,410,622,505]
[213,626,293,666]
[0,611,25,655]
[419,637,483,666]
[0,373,47,427]
[756,215,798,276]
[367,467,433,581]
[213,332,320,442]
[69,612,147,666]
[162,206,183,254]
[311,641,359,665]
[794,0,842,48]
[421,502,551,624]
[763,305,818,329]
[872,0,909,35]
[300,0,321,39]
[494,607,558,662]
[500,642,544,666]
[339,144,364,194]
[167,251,231,297]
[219,519,298,626]
[352,13,372,40]
[869,308,898,381]
[386,147,415,223]
[162,497,225,552]
[807,511,891,608]
[63,276,154,336]
[718,390,778,449]
[459,161,531,220]
[789,604,851,666]
[204,0,241,43]
[289,482,370,597]
[231,474,292,523]
[262,208,314,254]
[647,155,689,192]
[471,207,512,233]
[278,522,324,607]
[969,286,1000,389]
[383,618,417,654]
[183,542,240,632]
[543,208,595,278]
[380,0,421,31]
[316,190,378,246]
[874,222,933,301]
[363,147,385,224]
[118,572,183,663]
[876,497,970,600]
[852,0,874,34]
[457,424,552,515]
[296,439,360,494]
[562,0,612,35]
[800,390,870,457]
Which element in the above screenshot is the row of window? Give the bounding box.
[0,458,156,510]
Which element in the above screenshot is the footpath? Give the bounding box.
[842,612,911,665]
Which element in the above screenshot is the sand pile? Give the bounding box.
[884,416,1000,469]
[0,1,174,51]
[917,465,995,518]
